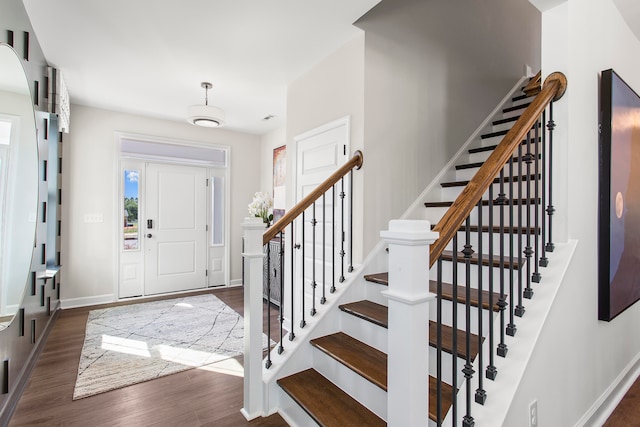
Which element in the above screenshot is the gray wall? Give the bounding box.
[0,0,61,422]
[356,0,541,254]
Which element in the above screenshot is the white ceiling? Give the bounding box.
[22,0,382,135]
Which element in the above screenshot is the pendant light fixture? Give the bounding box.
[187,82,225,127]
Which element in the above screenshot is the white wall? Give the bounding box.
[61,105,261,304]
[356,0,542,254]
[285,34,365,262]
[505,1,640,425]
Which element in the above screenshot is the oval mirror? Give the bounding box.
[0,43,39,330]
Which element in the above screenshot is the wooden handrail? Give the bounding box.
[429,72,567,267]
[263,150,364,245]
[523,70,542,97]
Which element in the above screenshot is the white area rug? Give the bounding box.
[73,293,261,400]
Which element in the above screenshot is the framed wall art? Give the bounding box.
[273,145,286,222]
[598,69,640,321]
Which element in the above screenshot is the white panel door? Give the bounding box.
[144,162,207,295]
[295,118,349,318]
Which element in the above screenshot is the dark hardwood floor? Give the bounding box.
[9,287,288,427]
[604,375,640,426]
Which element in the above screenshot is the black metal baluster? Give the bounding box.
[321,194,327,304]
[349,169,354,273]
[331,185,337,293]
[496,168,508,358]
[462,217,475,427]
[532,118,542,283]
[266,242,272,369]
[289,223,296,341]
[339,177,346,282]
[506,157,516,337]
[546,103,556,252]
[515,142,525,317]
[452,235,458,425]
[523,129,534,299]
[437,257,443,425]
[539,110,549,268]
[301,212,307,328]
[486,185,497,380]
[475,200,486,404]
[278,231,284,354]
[311,203,317,316]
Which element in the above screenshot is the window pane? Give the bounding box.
[0,120,11,145]
[211,176,224,245]
[123,169,139,250]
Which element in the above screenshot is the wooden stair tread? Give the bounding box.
[503,101,531,113]
[311,332,387,390]
[278,368,386,427]
[455,153,541,170]
[306,334,454,422]
[337,301,481,360]
[492,115,520,126]
[440,174,539,187]
[363,273,502,311]
[424,197,540,208]
[468,136,540,154]
[441,249,523,269]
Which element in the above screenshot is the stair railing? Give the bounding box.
[429,72,566,426]
[241,150,363,419]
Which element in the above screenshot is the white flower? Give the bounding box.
[248,192,273,223]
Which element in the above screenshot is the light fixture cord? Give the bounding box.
[204,86,209,106]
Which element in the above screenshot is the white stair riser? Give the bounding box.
[441,231,543,257]
[425,204,546,228]
[313,346,388,420]
[491,120,517,133]
[454,160,542,182]
[431,299,494,337]
[340,309,388,354]
[464,142,542,165]
[430,258,535,292]
[441,179,542,201]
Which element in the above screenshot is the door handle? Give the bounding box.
[294,243,301,250]
[146,234,153,238]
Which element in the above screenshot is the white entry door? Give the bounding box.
[295,117,349,315]
[144,162,207,295]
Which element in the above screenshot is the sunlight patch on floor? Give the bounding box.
[101,334,151,357]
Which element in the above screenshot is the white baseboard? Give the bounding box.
[575,352,640,427]
[60,294,116,309]
[229,279,243,286]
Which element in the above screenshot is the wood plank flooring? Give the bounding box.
[9,287,288,427]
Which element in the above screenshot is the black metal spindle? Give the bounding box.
[496,168,508,358]
[301,212,307,328]
[539,109,549,268]
[462,217,475,427]
[339,177,346,282]
[546,102,556,252]
[515,142,525,317]
[266,242,272,369]
[532,118,542,283]
[475,199,486,404]
[523,129,534,299]
[348,169,354,273]
[452,235,458,425]
[507,157,516,337]
[321,194,326,304]
[289,223,296,341]
[486,185,497,380]
[437,257,443,425]
[331,185,336,293]
[278,231,284,354]
[311,203,317,316]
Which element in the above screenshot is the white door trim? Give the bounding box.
[113,132,231,300]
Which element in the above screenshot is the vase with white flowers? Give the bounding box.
[248,191,274,227]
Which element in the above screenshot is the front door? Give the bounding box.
[144,162,207,295]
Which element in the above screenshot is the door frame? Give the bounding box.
[113,132,230,300]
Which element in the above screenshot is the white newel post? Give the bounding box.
[380,220,438,427]
[241,217,266,420]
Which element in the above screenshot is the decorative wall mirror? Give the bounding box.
[0,43,39,330]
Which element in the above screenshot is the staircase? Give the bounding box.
[242,71,567,426]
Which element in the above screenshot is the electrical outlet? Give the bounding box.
[529,399,538,427]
